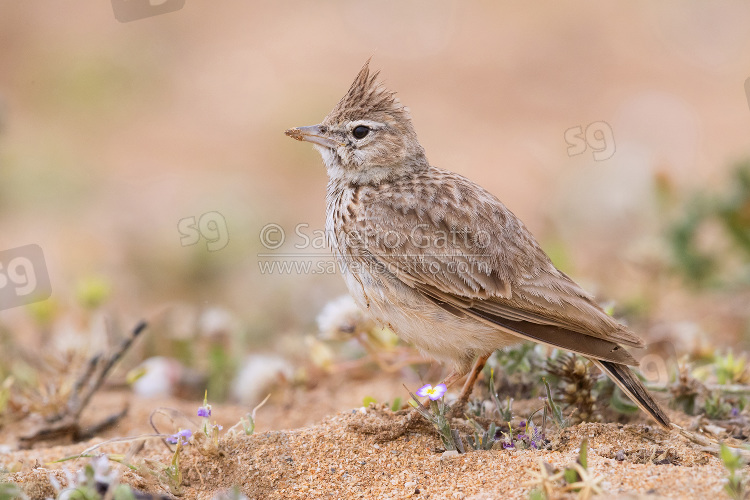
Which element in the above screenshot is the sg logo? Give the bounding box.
[111,0,185,23]
[0,244,52,311]
[178,211,229,252]
[636,340,677,387]
[564,121,616,161]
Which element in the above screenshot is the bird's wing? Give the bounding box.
[342,168,644,363]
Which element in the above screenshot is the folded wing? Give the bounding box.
[344,168,644,364]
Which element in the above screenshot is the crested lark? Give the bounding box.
[285,61,670,429]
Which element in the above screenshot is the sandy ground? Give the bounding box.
[1,409,731,500]
[0,374,736,500]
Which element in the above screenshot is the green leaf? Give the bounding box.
[577,439,588,470]
[113,484,138,500]
[390,397,402,411]
[528,488,546,500]
[0,482,27,500]
[563,467,579,485]
[543,378,568,428]
[721,443,743,471]
[609,387,639,414]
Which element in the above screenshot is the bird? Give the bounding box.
[284,60,670,429]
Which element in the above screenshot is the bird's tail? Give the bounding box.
[593,359,670,429]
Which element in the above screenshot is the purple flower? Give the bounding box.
[518,420,526,428]
[502,441,515,449]
[732,407,740,417]
[198,406,211,418]
[415,383,447,401]
[530,426,546,449]
[167,429,192,446]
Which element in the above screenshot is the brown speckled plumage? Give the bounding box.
[285,61,670,429]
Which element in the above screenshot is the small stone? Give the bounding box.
[616,450,625,461]
[405,481,416,489]
[441,450,460,460]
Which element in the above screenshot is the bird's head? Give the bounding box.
[285,60,427,185]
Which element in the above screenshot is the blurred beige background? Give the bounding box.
[1,2,749,355]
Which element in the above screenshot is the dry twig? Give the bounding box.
[18,321,147,449]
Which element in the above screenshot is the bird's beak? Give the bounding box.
[285,125,342,149]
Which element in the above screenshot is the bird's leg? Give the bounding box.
[404,354,491,429]
[442,370,464,389]
[447,353,492,418]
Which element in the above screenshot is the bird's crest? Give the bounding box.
[325,59,406,124]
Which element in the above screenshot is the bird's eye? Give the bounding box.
[352,125,370,139]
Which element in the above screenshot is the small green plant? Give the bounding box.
[542,378,569,429]
[164,440,184,496]
[603,379,640,416]
[229,393,270,436]
[524,460,563,500]
[715,350,750,385]
[466,418,497,451]
[389,396,402,411]
[563,438,588,484]
[490,343,548,398]
[524,441,601,500]
[75,275,112,310]
[561,440,603,499]
[705,393,733,420]
[527,487,547,500]
[196,392,223,449]
[667,160,750,287]
[408,383,460,452]
[495,343,544,375]
[721,443,749,500]
[0,482,26,500]
[488,368,514,421]
[46,456,138,500]
[669,361,701,415]
[0,377,12,417]
[500,416,546,451]
[148,390,269,494]
[663,357,750,421]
